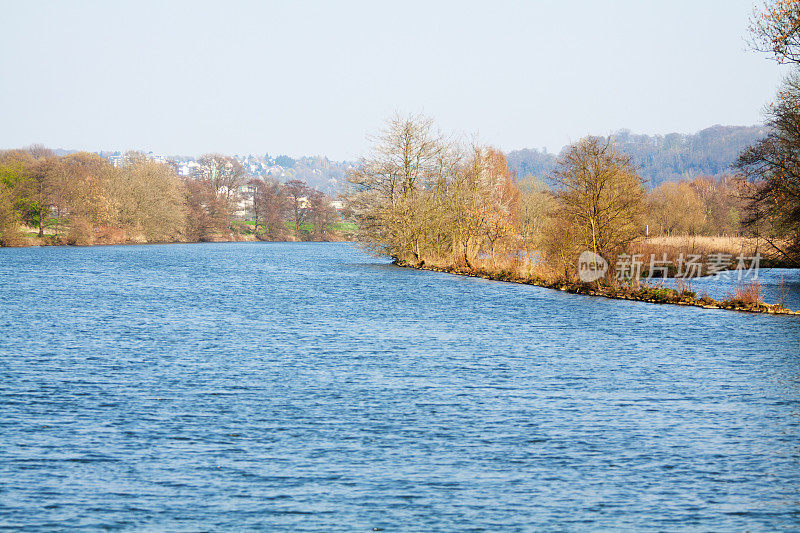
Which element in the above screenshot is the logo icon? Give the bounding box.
[578,251,608,282]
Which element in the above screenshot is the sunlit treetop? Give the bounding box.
[750,0,800,63]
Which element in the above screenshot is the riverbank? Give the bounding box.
[1,229,354,248]
[632,235,799,269]
[1,218,359,248]
[396,261,800,315]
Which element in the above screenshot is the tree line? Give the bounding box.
[735,0,800,264]
[345,114,764,279]
[347,0,800,275]
[645,176,748,236]
[0,148,340,246]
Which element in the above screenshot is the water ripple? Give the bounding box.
[0,243,799,531]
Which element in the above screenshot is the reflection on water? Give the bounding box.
[0,243,799,530]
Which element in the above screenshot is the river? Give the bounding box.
[1,242,799,530]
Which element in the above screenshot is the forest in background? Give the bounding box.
[507,125,766,190]
[345,115,762,277]
[0,125,775,252]
[43,122,764,199]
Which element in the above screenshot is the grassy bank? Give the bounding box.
[395,260,799,316]
[2,231,263,248]
[2,220,358,247]
[634,235,798,269]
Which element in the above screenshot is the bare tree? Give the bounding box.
[738,1,800,262]
[56,152,115,242]
[447,146,520,268]
[736,72,800,262]
[285,179,310,240]
[345,113,445,263]
[108,152,186,242]
[646,181,705,236]
[195,154,246,208]
[748,0,800,63]
[517,174,558,251]
[307,190,337,241]
[183,177,230,241]
[551,137,645,263]
[253,178,290,240]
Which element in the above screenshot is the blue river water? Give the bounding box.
[661,267,800,311]
[1,242,799,531]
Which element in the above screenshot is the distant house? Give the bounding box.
[234,183,258,220]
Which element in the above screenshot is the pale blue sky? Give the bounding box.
[0,0,785,159]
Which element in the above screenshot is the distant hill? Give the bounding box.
[506,148,558,185]
[506,125,767,189]
[51,148,78,157]
[20,124,766,194]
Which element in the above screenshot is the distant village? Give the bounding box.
[91,151,353,220]
[98,151,354,196]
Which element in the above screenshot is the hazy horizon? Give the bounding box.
[0,1,786,160]
[20,122,761,162]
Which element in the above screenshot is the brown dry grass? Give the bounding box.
[639,235,760,257]
[725,279,764,305]
[418,252,564,284]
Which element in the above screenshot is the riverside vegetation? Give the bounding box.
[0,149,350,246]
[343,114,797,315]
[342,0,800,315]
[4,1,799,314]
